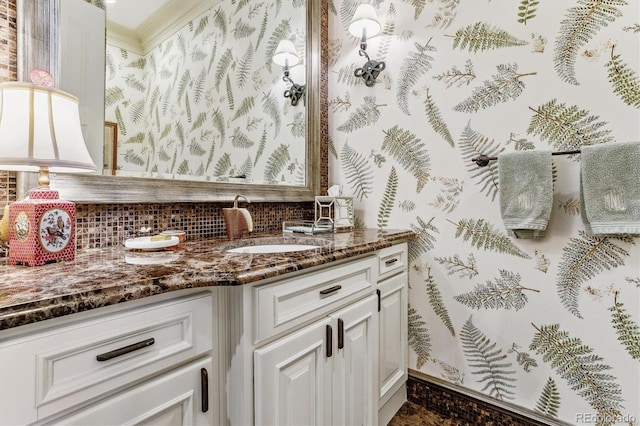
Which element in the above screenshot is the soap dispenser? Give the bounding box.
[223,195,253,240]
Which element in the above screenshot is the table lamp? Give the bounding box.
[0,79,96,266]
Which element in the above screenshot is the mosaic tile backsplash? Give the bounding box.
[0,172,15,205]
[75,201,315,249]
[1,201,314,256]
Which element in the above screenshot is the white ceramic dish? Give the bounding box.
[124,236,179,251]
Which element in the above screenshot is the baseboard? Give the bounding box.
[378,383,406,425]
[407,370,570,426]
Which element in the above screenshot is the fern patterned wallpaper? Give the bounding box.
[105,0,307,185]
[328,0,639,424]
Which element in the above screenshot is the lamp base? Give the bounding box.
[9,189,76,266]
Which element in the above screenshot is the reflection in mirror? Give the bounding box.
[104,0,307,186]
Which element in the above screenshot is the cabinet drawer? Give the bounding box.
[377,243,408,281]
[0,293,212,424]
[44,357,213,426]
[254,256,376,343]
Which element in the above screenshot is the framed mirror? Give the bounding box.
[17,0,324,203]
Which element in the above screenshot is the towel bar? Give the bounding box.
[472,149,581,167]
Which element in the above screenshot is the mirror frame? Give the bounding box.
[17,0,324,203]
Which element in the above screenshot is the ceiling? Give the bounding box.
[105,0,172,31]
[105,0,214,54]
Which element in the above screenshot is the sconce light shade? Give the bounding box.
[0,82,96,174]
[273,40,300,67]
[273,40,305,106]
[349,4,386,87]
[348,4,381,38]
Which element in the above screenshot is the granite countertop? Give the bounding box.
[0,229,413,331]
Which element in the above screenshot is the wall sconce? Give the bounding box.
[273,40,305,106]
[0,77,96,266]
[349,4,385,87]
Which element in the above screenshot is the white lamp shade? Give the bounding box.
[348,4,381,38]
[0,82,96,173]
[273,40,300,67]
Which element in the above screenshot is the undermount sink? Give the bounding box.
[226,244,320,254]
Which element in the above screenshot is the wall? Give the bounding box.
[105,1,307,185]
[328,1,639,425]
[4,0,638,422]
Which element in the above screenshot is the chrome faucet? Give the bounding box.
[223,195,253,240]
[232,194,251,208]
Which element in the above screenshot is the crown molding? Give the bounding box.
[106,21,144,55]
[137,0,216,54]
[106,0,215,56]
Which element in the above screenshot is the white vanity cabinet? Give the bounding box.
[223,242,409,426]
[0,293,214,426]
[0,241,409,426]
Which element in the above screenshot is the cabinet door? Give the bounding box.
[45,358,213,426]
[254,318,332,426]
[331,295,378,426]
[378,272,408,406]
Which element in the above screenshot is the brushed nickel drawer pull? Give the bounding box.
[96,338,155,362]
[384,258,399,267]
[201,368,209,413]
[320,285,342,296]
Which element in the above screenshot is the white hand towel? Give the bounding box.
[580,141,640,235]
[498,150,553,239]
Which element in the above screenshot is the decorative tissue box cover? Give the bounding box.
[314,196,354,230]
[9,189,76,266]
